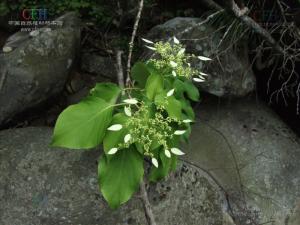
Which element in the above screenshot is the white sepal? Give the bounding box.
[152,158,159,168]
[183,119,193,123]
[2,46,12,53]
[145,45,156,51]
[107,148,118,155]
[200,72,209,76]
[141,38,154,44]
[174,130,186,135]
[173,36,180,44]
[170,61,178,68]
[165,149,171,158]
[172,71,177,77]
[198,56,212,61]
[124,106,132,117]
[107,124,123,131]
[124,134,131,143]
[193,77,205,83]
[123,98,138,104]
[167,89,175,97]
[198,75,206,80]
[171,148,185,155]
[178,48,185,55]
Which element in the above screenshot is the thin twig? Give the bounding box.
[140,179,157,225]
[126,0,144,86]
[229,0,284,54]
[116,50,124,89]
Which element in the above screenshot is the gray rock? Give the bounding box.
[146,17,256,98]
[80,52,117,83]
[0,127,231,225]
[0,12,81,125]
[183,96,300,225]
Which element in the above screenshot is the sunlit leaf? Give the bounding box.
[51,96,114,149]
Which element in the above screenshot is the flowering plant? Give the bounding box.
[51,37,210,209]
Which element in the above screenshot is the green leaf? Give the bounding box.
[131,62,150,88]
[51,96,114,149]
[180,99,195,120]
[173,79,199,102]
[99,147,144,209]
[103,113,128,154]
[90,83,121,103]
[145,72,164,100]
[165,96,182,120]
[155,93,182,120]
[184,80,200,101]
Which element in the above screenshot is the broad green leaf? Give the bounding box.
[145,72,164,100]
[51,97,113,149]
[173,79,199,102]
[155,93,182,120]
[184,80,199,101]
[131,62,150,88]
[165,96,182,119]
[99,147,144,209]
[103,113,128,154]
[90,83,121,103]
[180,99,195,120]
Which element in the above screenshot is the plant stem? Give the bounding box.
[140,179,157,225]
[116,50,125,89]
[126,0,144,86]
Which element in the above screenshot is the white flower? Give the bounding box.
[165,149,171,158]
[174,130,186,135]
[171,148,185,155]
[187,63,191,67]
[107,148,118,155]
[172,71,177,77]
[170,61,178,68]
[177,48,185,55]
[193,77,205,83]
[124,106,132,117]
[173,36,180,44]
[152,158,159,168]
[200,72,209,76]
[167,89,175,97]
[141,38,154,44]
[2,46,12,53]
[107,124,123,131]
[145,45,156,51]
[198,56,212,61]
[123,98,138,104]
[183,119,193,123]
[124,134,131,143]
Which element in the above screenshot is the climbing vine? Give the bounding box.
[51,37,210,209]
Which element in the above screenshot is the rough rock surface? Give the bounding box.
[80,52,118,82]
[183,96,300,225]
[0,12,81,126]
[146,17,256,98]
[0,127,231,225]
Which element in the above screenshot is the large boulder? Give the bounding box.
[146,17,256,98]
[80,52,118,83]
[183,96,300,225]
[0,12,81,126]
[0,127,233,225]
